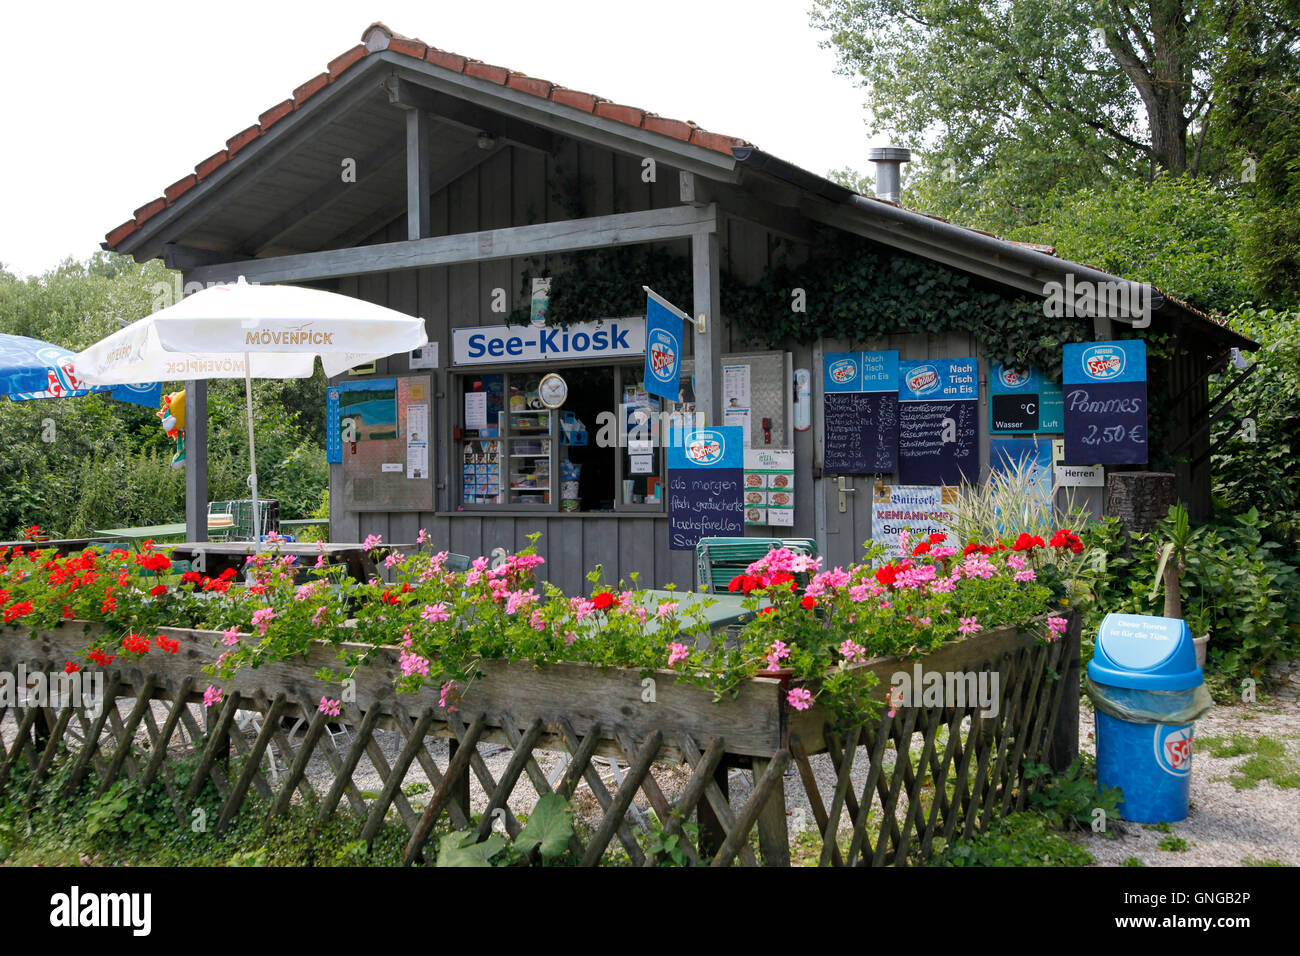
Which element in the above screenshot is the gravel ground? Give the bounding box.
[1075,660,1300,867]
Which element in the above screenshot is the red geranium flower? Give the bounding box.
[800,595,817,610]
[61,605,74,620]
[875,563,899,587]
[911,541,931,556]
[591,591,615,611]
[1012,533,1045,552]
[150,584,167,597]
[120,633,151,655]
[180,570,202,584]
[759,606,776,616]
[154,635,180,654]
[88,649,114,667]
[3,601,34,623]
[928,533,946,545]
[64,661,80,674]
[136,552,171,573]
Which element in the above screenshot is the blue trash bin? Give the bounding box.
[1086,613,1213,824]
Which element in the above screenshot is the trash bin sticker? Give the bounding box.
[1156,723,1194,776]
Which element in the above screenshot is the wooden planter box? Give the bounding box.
[0,613,1080,867]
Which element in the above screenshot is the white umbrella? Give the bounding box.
[72,277,428,542]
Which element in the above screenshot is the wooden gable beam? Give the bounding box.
[186,203,718,285]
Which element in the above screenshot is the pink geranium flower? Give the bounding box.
[787,688,813,711]
[668,643,690,667]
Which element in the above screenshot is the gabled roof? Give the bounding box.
[100,23,1252,351]
[103,22,750,251]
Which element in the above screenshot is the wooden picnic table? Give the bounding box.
[162,541,410,583]
[0,536,128,556]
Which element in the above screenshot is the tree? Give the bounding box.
[810,0,1286,232]
[1006,175,1255,311]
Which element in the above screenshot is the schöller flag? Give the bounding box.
[643,287,688,402]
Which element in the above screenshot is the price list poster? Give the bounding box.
[897,358,980,486]
[1062,341,1148,465]
[822,350,900,474]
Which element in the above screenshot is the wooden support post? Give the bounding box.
[696,759,729,857]
[446,737,471,822]
[184,377,209,543]
[750,755,791,866]
[406,109,432,241]
[1048,612,1083,772]
[691,229,722,425]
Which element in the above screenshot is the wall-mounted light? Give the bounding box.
[477,132,496,150]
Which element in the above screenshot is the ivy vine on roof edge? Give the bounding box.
[508,226,1092,379]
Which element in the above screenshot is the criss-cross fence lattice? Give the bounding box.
[0,615,1078,866]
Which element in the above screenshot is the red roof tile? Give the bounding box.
[327,44,368,79]
[194,150,228,180]
[104,22,752,249]
[594,103,645,127]
[225,124,260,158]
[164,174,197,203]
[258,99,294,131]
[464,59,510,84]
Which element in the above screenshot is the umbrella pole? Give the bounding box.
[244,352,261,548]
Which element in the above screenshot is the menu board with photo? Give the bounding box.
[743,449,795,526]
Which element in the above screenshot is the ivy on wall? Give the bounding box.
[509,226,1092,379]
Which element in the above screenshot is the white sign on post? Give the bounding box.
[1055,464,1105,487]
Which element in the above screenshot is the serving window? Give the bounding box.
[455,364,670,513]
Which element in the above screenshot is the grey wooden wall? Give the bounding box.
[325,137,812,596]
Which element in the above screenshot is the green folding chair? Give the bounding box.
[694,537,819,594]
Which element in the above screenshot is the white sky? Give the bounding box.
[0,0,883,278]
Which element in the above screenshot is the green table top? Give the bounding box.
[93,523,190,540]
[641,589,763,631]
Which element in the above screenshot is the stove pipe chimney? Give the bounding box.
[867,146,911,203]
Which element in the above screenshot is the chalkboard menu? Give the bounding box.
[989,363,1064,434]
[822,350,900,474]
[1062,341,1148,465]
[898,358,979,486]
[667,426,744,550]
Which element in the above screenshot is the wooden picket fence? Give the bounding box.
[0,615,1079,866]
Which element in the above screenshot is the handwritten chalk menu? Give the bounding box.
[822,350,900,474]
[898,358,979,486]
[1062,341,1148,465]
[667,426,744,550]
[989,364,1065,434]
[744,449,795,527]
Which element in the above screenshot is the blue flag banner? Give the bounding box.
[643,288,686,403]
[0,333,159,407]
[1062,341,1148,465]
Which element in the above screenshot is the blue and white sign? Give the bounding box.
[898,358,978,401]
[989,363,1064,434]
[644,290,686,402]
[1062,340,1148,465]
[823,350,900,474]
[667,426,744,550]
[1064,340,1147,385]
[898,358,980,485]
[823,350,899,394]
[452,318,646,367]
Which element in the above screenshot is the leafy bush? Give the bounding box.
[1085,506,1300,679]
[931,813,1094,867]
[1212,307,1300,546]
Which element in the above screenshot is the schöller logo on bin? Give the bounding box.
[1081,344,1126,381]
[453,319,646,366]
[684,430,725,466]
[828,357,858,386]
[1156,723,1194,776]
[647,327,678,385]
[905,364,940,396]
